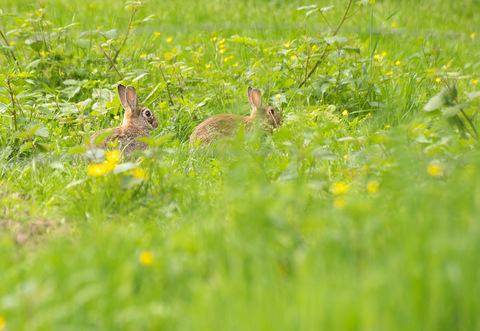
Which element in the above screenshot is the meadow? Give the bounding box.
[1,0,480,329]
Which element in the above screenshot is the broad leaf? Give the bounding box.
[423,89,453,112]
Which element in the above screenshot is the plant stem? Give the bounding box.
[298,0,354,88]
[113,7,137,64]
[6,78,17,131]
[157,64,174,106]
[99,45,124,80]
[0,27,22,70]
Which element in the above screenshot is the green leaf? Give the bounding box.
[343,46,360,54]
[19,141,33,153]
[229,35,258,46]
[136,134,173,147]
[309,148,338,160]
[75,39,91,50]
[121,176,144,189]
[324,36,348,46]
[466,91,480,100]
[113,162,138,174]
[319,5,335,11]
[37,106,53,116]
[34,125,49,138]
[66,179,86,189]
[68,146,87,155]
[423,89,453,112]
[297,5,317,11]
[441,103,470,118]
[93,130,113,146]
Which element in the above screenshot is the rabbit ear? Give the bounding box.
[125,86,138,113]
[248,86,262,108]
[118,84,128,110]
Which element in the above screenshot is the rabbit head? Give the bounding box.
[118,84,159,131]
[247,86,282,127]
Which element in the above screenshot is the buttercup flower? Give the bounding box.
[132,168,146,179]
[87,163,107,177]
[367,180,379,193]
[139,251,154,265]
[330,182,349,195]
[427,163,442,177]
[105,150,121,163]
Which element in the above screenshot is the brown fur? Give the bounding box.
[91,84,159,154]
[190,86,282,145]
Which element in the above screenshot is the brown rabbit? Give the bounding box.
[190,86,282,145]
[91,84,159,153]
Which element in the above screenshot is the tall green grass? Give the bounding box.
[1,0,480,330]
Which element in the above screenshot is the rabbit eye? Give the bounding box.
[144,110,152,117]
[269,109,275,115]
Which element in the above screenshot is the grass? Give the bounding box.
[1,0,480,330]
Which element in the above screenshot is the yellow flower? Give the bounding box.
[9,41,15,46]
[140,53,147,58]
[374,54,380,60]
[471,32,476,39]
[0,316,5,330]
[391,22,398,28]
[87,163,107,177]
[219,49,225,54]
[366,112,372,117]
[435,77,442,83]
[427,163,442,177]
[385,125,390,129]
[285,42,291,48]
[320,99,324,103]
[290,54,297,60]
[342,110,348,116]
[312,45,317,50]
[205,64,211,69]
[219,43,226,49]
[102,161,116,173]
[154,32,161,36]
[395,60,401,66]
[210,36,217,42]
[472,79,478,84]
[263,48,270,53]
[139,251,154,265]
[223,55,233,62]
[276,94,282,100]
[366,180,379,194]
[218,38,226,44]
[40,51,45,56]
[132,168,146,179]
[386,70,393,76]
[343,154,348,160]
[114,115,120,120]
[232,63,238,67]
[89,3,95,8]
[381,51,387,57]
[330,182,349,195]
[333,197,347,209]
[166,37,173,43]
[105,150,121,163]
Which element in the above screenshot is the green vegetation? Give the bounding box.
[1,0,480,329]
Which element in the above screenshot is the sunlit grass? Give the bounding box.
[1,0,480,330]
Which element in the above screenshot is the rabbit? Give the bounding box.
[91,84,159,154]
[190,86,282,145]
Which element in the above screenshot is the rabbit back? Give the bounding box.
[190,114,246,145]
